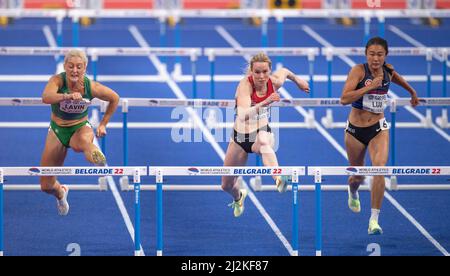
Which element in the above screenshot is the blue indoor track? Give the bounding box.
[0,15,449,256]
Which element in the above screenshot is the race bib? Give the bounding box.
[378,118,390,131]
[253,106,271,120]
[59,100,90,114]
[363,93,388,113]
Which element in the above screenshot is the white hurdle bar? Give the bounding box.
[317,96,450,151]
[148,166,304,256]
[0,46,202,91]
[2,96,447,108]
[306,166,450,256]
[2,96,449,174]
[0,166,147,256]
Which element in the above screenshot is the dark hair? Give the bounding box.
[365,37,388,55]
[365,37,394,75]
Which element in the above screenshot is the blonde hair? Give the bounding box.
[245,52,272,74]
[64,49,88,66]
[249,52,272,71]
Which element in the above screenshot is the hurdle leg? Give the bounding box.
[436,108,448,128]
[314,168,322,256]
[156,169,164,256]
[291,169,300,256]
[134,169,142,256]
[0,169,3,256]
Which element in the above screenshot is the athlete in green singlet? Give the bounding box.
[40,49,119,216]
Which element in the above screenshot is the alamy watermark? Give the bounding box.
[169,106,280,152]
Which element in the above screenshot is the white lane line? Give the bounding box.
[388,25,449,65]
[129,25,226,159]
[384,192,449,256]
[42,25,57,50]
[92,139,145,256]
[42,25,64,73]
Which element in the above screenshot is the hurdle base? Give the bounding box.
[390,176,398,191]
[320,109,335,129]
[436,109,448,128]
[171,63,183,79]
[120,176,130,191]
[250,176,262,191]
[98,176,108,191]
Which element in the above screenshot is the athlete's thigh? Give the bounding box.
[224,141,248,166]
[368,130,389,166]
[69,125,94,150]
[252,131,272,153]
[41,128,67,166]
[344,132,367,166]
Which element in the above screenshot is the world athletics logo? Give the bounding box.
[187,167,200,175]
[11,99,22,106]
[148,99,159,106]
[28,167,41,175]
[345,167,358,175]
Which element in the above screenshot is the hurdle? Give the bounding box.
[2,96,448,190]
[0,166,147,256]
[307,166,450,256]
[320,47,450,130]
[64,8,450,49]
[148,166,304,256]
[4,8,450,48]
[0,9,66,49]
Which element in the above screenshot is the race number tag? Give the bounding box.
[363,94,387,113]
[254,106,271,120]
[59,99,90,114]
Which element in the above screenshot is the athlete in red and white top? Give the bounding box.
[222,52,310,217]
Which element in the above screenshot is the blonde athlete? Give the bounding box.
[40,49,119,216]
[223,53,310,217]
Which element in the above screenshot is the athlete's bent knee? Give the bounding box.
[221,176,235,192]
[259,144,274,154]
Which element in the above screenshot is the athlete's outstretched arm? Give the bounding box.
[271,67,310,92]
[390,69,420,107]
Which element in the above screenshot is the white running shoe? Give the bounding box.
[57,185,69,216]
[368,219,383,235]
